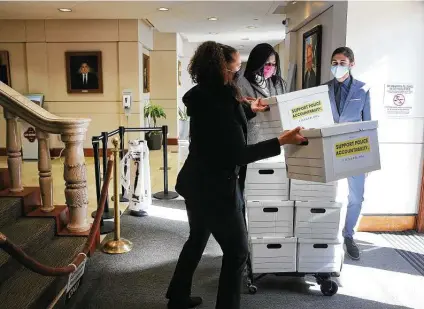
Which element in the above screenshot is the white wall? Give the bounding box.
[344,1,424,215]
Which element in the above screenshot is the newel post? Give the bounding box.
[61,130,90,232]
[36,129,54,212]
[4,110,23,192]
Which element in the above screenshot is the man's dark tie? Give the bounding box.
[335,82,342,114]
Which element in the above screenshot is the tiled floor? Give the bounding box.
[0,145,179,220]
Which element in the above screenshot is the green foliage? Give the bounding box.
[144,103,166,127]
[178,106,189,121]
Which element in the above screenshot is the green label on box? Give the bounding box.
[291,101,323,120]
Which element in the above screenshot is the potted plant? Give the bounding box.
[144,103,166,150]
[178,106,190,140]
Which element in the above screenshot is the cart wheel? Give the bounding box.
[320,280,338,296]
[248,284,258,294]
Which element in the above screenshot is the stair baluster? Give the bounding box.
[61,131,90,232]
[36,129,54,212]
[4,109,23,193]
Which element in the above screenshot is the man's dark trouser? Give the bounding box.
[166,196,248,309]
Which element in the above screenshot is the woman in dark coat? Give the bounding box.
[165,41,306,309]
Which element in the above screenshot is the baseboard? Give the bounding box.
[1,139,177,158]
[358,215,416,232]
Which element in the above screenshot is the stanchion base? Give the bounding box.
[102,238,133,254]
[111,194,129,203]
[130,210,148,217]
[153,191,179,200]
[91,210,115,220]
[99,221,115,235]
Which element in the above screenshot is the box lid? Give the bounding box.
[275,85,330,104]
[300,120,378,138]
[297,236,343,245]
[247,200,294,207]
[250,236,297,244]
[295,201,343,208]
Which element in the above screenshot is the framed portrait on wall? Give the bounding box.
[302,25,322,89]
[178,60,182,86]
[0,51,11,86]
[143,54,150,93]
[65,51,103,93]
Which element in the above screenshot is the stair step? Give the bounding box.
[0,197,22,229]
[0,217,56,284]
[0,236,86,309]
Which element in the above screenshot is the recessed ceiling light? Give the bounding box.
[241,37,250,41]
[208,17,218,21]
[292,1,297,4]
[209,32,219,35]
[247,26,258,29]
[253,18,259,21]
[158,7,169,11]
[58,8,72,12]
[238,45,245,48]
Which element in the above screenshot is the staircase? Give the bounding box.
[0,82,96,308]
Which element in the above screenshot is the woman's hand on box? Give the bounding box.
[278,127,308,146]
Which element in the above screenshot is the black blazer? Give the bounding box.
[71,72,99,90]
[176,84,281,210]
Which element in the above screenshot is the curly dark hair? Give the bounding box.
[188,41,242,100]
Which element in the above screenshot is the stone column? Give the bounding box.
[61,131,90,232]
[36,129,54,212]
[4,110,23,192]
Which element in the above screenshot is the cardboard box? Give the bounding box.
[262,85,334,130]
[250,237,297,273]
[297,238,344,273]
[289,179,338,202]
[285,121,381,183]
[246,200,294,238]
[294,201,344,239]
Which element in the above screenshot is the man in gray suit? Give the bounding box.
[327,47,371,260]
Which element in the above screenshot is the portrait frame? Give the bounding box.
[0,50,12,87]
[143,54,150,93]
[302,25,322,89]
[65,51,103,94]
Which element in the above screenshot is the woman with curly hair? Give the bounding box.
[165,41,306,309]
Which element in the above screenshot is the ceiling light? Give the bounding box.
[292,1,297,4]
[247,26,258,29]
[158,7,169,11]
[58,8,72,12]
[253,18,259,21]
[241,37,250,41]
[209,32,219,35]
[238,45,244,48]
[208,17,218,21]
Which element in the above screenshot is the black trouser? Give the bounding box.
[166,194,248,309]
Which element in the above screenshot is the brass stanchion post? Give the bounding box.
[102,138,133,254]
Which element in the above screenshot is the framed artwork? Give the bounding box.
[143,54,150,93]
[302,25,322,89]
[65,51,103,93]
[178,60,182,86]
[0,51,11,86]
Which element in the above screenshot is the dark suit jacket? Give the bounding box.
[71,72,99,90]
[176,84,281,211]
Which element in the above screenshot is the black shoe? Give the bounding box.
[344,237,360,260]
[167,296,203,309]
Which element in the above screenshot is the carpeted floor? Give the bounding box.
[69,200,424,309]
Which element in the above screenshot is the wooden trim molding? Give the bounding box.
[358,215,416,232]
[417,162,424,233]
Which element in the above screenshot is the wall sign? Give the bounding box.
[383,83,415,117]
[23,127,36,143]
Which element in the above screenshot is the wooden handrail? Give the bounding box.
[1,81,92,232]
[0,157,114,276]
[0,83,90,134]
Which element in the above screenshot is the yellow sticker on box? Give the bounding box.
[335,137,371,158]
[291,101,323,120]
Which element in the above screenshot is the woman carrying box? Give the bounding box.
[165,41,306,309]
